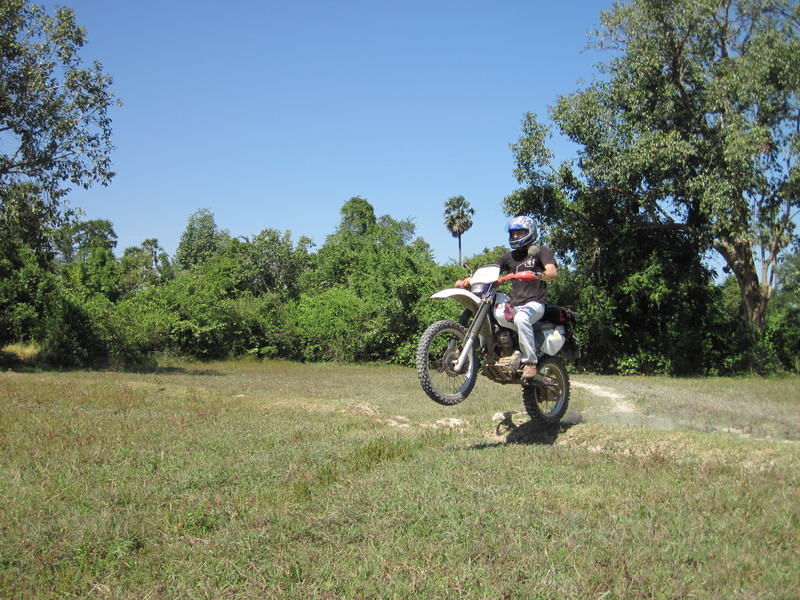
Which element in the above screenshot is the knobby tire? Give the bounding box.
[522,355,570,426]
[416,319,478,405]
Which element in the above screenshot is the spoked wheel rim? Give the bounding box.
[416,320,478,405]
[522,356,570,426]
[537,361,567,417]
[425,326,471,395]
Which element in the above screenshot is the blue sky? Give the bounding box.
[62,0,608,263]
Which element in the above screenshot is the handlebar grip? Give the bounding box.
[501,271,540,282]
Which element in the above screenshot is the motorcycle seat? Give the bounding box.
[541,305,577,325]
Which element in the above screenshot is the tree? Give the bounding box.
[337,196,377,235]
[173,209,230,271]
[507,0,800,331]
[294,196,443,363]
[772,247,800,309]
[0,183,53,274]
[0,1,119,232]
[55,219,117,263]
[60,219,120,300]
[224,229,312,298]
[766,246,800,370]
[443,195,475,264]
[119,238,171,295]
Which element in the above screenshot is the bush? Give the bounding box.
[290,287,376,362]
[0,248,107,367]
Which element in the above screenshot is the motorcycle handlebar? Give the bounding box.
[455,271,541,288]
[498,271,540,283]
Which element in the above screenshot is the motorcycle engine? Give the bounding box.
[496,329,514,357]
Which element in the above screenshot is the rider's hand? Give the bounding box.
[455,277,472,289]
[500,271,540,283]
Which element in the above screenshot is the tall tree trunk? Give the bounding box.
[714,238,768,331]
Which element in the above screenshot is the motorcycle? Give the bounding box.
[415,263,580,426]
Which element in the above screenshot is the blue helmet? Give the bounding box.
[507,216,537,249]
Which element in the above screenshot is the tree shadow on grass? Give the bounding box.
[148,366,227,377]
[0,352,226,377]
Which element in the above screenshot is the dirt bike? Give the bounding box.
[415,263,580,426]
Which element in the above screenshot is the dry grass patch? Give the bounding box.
[1,343,39,361]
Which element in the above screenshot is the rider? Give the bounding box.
[498,216,558,381]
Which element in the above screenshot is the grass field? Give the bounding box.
[1,360,798,599]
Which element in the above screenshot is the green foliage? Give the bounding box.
[508,0,800,331]
[294,198,447,365]
[143,263,252,360]
[33,289,103,368]
[772,249,800,312]
[111,252,290,361]
[763,249,800,372]
[0,243,157,368]
[55,220,123,302]
[696,277,786,376]
[55,220,117,263]
[0,246,107,366]
[462,245,506,272]
[290,287,376,362]
[173,209,230,271]
[119,239,172,296]
[765,306,800,372]
[504,0,800,373]
[336,196,377,235]
[0,1,119,230]
[0,183,55,271]
[443,195,475,238]
[2,188,795,373]
[223,229,312,298]
[63,239,121,301]
[0,246,54,346]
[443,195,475,263]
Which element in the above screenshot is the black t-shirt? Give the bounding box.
[497,245,556,305]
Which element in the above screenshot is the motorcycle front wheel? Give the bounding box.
[416,319,478,405]
[522,355,570,426]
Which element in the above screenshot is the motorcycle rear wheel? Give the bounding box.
[522,355,570,426]
[416,319,478,405]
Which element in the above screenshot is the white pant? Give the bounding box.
[513,300,545,365]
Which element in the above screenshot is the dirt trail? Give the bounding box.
[347,384,798,473]
[350,379,639,435]
[569,379,681,431]
[571,380,635,413]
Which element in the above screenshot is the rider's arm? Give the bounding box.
[539,263,558,282]
[497,256,510,274]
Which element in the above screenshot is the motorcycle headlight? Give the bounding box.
[470,282,489,295]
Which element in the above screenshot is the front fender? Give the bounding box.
[431,289,493,346]
[430,288,481,314]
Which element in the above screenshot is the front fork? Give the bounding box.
[453,297,492,373]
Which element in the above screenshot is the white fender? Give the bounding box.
[430,288,492,346]
[430,288,481,314]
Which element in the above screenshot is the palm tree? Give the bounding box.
[443,195,475,264]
